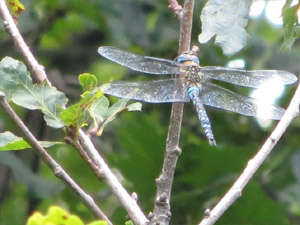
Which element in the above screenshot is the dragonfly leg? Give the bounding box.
[188,86,217,146]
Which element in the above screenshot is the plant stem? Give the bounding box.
[0,1,149,224]
[0,92,112,225]
[75,132,149,225]
[150,1,195,224]
[0,0,48,84]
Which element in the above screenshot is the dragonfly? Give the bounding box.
[97,46,298,146]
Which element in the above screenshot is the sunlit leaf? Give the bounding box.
[79,73,97,92]
[0,131,30,150]
[198,0,252,55]
[0,131,60,151]
[6,0,25,22]
[0,57,68,128]
[27,206,83,225]
[125,220,134,225]
[26,206,107,225]
[60,88,103,129]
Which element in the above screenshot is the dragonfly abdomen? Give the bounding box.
[188,86,216,146]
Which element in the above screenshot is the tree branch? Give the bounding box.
[78,131,149,225]
[167,0,183,18]
[198,80,300,225]
[0,1,149,224]
[150,0,195,224]
[0,92,112,225]
[0,0,48,84]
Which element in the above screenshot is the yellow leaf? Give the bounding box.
[6,0,25,22]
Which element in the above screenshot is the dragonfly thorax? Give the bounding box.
[185,65,202,83]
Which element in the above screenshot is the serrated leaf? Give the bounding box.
[79,73,97,92]
[198,0,252,55]
[281,4,300,51]
[0,57,68,128]
[0,131,63,151]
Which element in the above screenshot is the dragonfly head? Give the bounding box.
[177,53,200,65]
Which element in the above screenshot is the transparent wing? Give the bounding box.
[201,66,298,88]
[100,78,189,103]
[200,81,285,120]
[98,46,180,75]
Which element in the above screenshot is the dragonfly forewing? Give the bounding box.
[100,78,189,103]
[201,66,298,88]
[98,46,180,75]
[199,81,285,120]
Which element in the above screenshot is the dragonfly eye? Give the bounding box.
[178,53,200,64]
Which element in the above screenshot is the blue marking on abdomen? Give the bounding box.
[188,86,199,99]
[187,86,216,146]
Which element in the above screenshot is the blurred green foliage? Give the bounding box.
[26,206,107,225]
[0,0,300,225]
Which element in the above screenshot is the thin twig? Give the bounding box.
[0,0,48,84]
[150,1,195,225]
[78,130,149,225]
[167,0,183,18]
[69,134,149,225]
[198,80,300,225]
[0,1,148,224]
[0,92,112,225]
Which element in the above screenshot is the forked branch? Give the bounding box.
[0,92,112,225]
[0,1,148,224]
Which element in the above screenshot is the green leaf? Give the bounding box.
[281,4,300,51]
[88,95,110,125]
[198,0,252,55]
[0,57,68,128]
[0,131,31,151]
[125,220,134,225]
[127,102,142,112]
[26,206,83,225]
[26,206,107,225]
[60,88,103,129]
[89,97,142,136]
[0,131,63,151]
[79,73,98,92]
